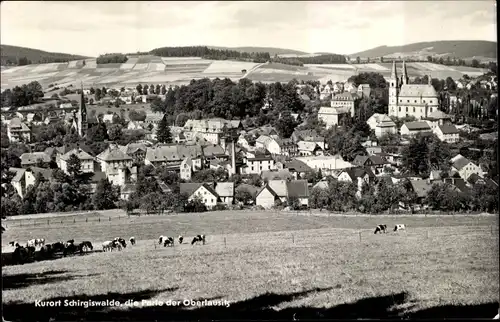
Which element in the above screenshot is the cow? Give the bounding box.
[129,237,136,246]
[178,235,183,244]
[374,224,388,234]
[393,224,406,232]
[63,243,80,257]
[27,239,36,248]
[158,236,165,245]
[40,244,54,258]
[13,245,30,264]
[35,238,45,247]
[51,242,66,253]
[79,241,93,252]
[163,237,174,247]
[191,234,206,245]
[8,241,17,247]
[102,240,114,252]
[117,238,126,249]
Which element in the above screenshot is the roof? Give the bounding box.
[399,84,438,98]
[183,118,241,132]
[426,110,451,120]
[8,118,30,131]
[353,155,387,166]
[119,142,149,155]
[284,159,313,173]
[20,152,51,165]
[286,180,309,198]
[409,180,432,198]
[376,114,396,128]
[98,145,133,162]
[214,182,234,197]
[235,183,261,197]
[60,148,94,161]
[318,107,350,115]
[146,144,202,162]
[333,92,358,101]
[452,156,472,171]
[297,141,319,152]
[180,182,218,198]
[261,169,294,181]
[268,180,288,197]
[403,121,431,131]
[437,124,459,135]
[203,144,226,157]
[9,168,26,182]
[341,167,375,181]
[313,181,329,190]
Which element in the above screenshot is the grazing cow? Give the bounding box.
[26,246,36,257]
[13,245,29,264]
[51,242,66,253]
[163,237,174,247]
[40,244,53,258]
[8,241,17,247]
[63,243,80,257]
[102,240,114,252]
[374,224,388,234]
[178,235,183,244]
[191,234,206,245]
[393,224,406,232]
[117,238,126,249]
[158,235,165,245]
[80,241,93,252]
[129,237,136,245]
[113,240,123,251]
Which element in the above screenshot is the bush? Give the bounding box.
[213,204,228,211]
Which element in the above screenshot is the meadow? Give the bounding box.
[2,210,499,320]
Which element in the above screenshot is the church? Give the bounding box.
[72,84,88,137]
[388,60,439,119]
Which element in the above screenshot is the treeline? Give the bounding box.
[347,72,387,88]
[96,53,128,64]
[273,54,347,66]
[150,46,271,63]
[1,81,44,108]
[310,175,498,214]
[0,44,87,66]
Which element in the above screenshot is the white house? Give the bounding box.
[366,113,397,138]
[255,180,309,209]
[180,183,219,209]
[400,121,432,137]
[7,118,31,143]
[318,106,350,129]
[451,155,483,180]
[295,155,353,176]
[255,135,281,155]
[59,148,95,174]
[244,154,275,175]
[433,124,460,143]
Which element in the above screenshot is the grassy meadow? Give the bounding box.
[2,210,499,320]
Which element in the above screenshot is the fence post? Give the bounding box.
[427,230,429,239]
[359,232,362,242]
[47,220,49,225]
[98,217,100,222]
[109,217,111,221]
[224,237,226,248]
[60,219,63,224]
[73,218,75,223]
[292,234,294,244]
[86,217,88,223]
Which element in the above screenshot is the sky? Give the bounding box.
[1,1,497,57]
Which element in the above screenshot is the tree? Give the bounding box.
[86,122,108,142]
[95,88,102,101]
[108,123,123,141]
[275,112,297,138]
[235,189,253,205]
[136,84,143,95]
[161,85,167,95]
[471,59,480,68]
[93,178,119,210]
[156,115,172,143]
[155,85,161,95]
[356,56,361,64]
[66,154,82,178]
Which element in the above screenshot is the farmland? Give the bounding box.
[1,56,490,91]
[2,210,499,320]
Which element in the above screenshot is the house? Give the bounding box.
[423,110,453,130]
[144,144,203,170]
[214,182,235,206]
[366,113,397,138]
[7,118,31,142]
[119,142,149,163]
[318,106,351,129]
[261,169,294,181]
[127,121,145,131]
[244,153,275,175]
[59,148,95,174]
[408,179,432,204]
[120,184,137,200]
[357,84,371,98]
[433,124,459,143]
[400,121,432,137]
[353,155,389,174]
[333,82,344,93]
[255,135,281,155]
[297,141,323,156]
[183,118,242,145]
[295,155,353,176]
[283,159,314,179]
[10,166,54,198]
[20,152,51,168]
[255,179,309,209]
[337,167,376,197]
[180,157,193,181]
[9,168,27,198]
[450,155,483,180]
[366,146,382,155]
[96,145,136,186]
[331,92,358,116]
[467,173,498,188]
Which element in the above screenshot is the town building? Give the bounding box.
[183,118,242,145]
[433,124,460,143]
[6,118,31,143]
[255,179,309,209]
[366,113,397,138]
[400,121,432,137]
[450,154,484,180]
[59,148,95,174]
[388,60,439,119]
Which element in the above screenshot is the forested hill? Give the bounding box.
[350,41,497,60]
[1,45,89,66]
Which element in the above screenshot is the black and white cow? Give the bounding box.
[102,240,114,252]
[35,238,45,247]
[8,241,17,247]
[374,224,388,234]
[27,239,36,248]
[79,241,93,252]
[129,237,136,245]
[158,235,165,245]
[51,242,66,253]
[163,237,174,247]
[191,234,206,245]
[178,236,184,244]
[393,224,406,232]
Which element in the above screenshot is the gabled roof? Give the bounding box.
[318,107,350,115]
[452,156,473,171]
[268,180,288,197]
[203,144,226,157]
[98,145,133,162]
[376,114,396,128]
[399,84,438,98]
[9,167,26,182]
[297,141,319,152]
[214,182,234,197]
[341,167,375,181]
[437,124,459,135]
[403,121,431,131]
[353,155,387,166]
[261,169,294,181]
[426,110,451,120]
[119,142,149,155]
[284,159,313,173]
[60,148,94,161]
[409,179,432,198]
[180,182,218,198]
[146,144,202,162]
[313,181,329,190]
[286,180,309,198]
[20,152,51,165]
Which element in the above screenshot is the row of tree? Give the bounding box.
[96,53,129,64]
[1,81,44,108]
[149,46,271,63]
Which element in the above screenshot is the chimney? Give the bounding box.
[230,141,236,176]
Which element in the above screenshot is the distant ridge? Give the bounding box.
[207,46,309,56]
[350,41,497,61]
[1,44,89,66]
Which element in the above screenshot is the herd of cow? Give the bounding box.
[7,234,207,265]
[374,224,406,234]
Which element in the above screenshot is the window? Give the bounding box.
[423,100,426,103]
[407,100,410,103]
[212,199,214,203]
[399,107,401,112]
[414,100,417,103]
[406,107,408,112]
[413,107,415,113]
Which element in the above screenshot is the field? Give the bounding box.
[1,56,490,91]
[2,210,499,320]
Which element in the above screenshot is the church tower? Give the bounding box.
[78,82,88,137]
[401,60,409,85]
[388,60,399,117]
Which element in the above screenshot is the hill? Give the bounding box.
[0,45,89,66]
[350,41,497,61]
[207,46,308,56]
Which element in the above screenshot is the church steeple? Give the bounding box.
[78,81,88,137]
[391,60,397,80]
[402,60,408,85]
